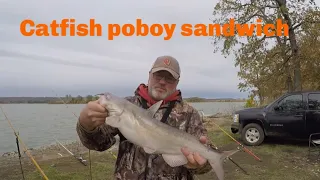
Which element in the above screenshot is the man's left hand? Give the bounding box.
[181,136,208,169]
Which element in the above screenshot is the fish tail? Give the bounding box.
[208,149,240,180]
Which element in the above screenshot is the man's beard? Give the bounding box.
[149,86,175,100]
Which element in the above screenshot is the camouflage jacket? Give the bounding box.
[76,88,212,180]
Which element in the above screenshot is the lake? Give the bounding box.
[0,102,244,154]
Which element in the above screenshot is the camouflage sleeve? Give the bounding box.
[76,96,136,151]
[76,120,119,151]
[185,107,213,174]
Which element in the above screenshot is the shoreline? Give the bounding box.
[1,137,120,158]
[1,113,234,157]
[1,140,84,159]
[0,136,120,174]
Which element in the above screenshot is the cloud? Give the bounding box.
[0,0,249,98]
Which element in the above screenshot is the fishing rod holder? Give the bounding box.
[14,131,26,180]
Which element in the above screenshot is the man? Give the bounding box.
[76,55,213,179]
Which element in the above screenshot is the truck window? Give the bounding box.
[308,93,320,110]
[277,94,303,111]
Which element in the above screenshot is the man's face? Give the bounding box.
[148,70,179,100]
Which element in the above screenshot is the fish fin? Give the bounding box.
[209,149,240,180]
[146,100,163,118]
[208,159,224,180]
[162,154,188,167]
[105,116,121,128]
[143,147,157,154]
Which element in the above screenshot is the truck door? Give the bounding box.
[306,93,320,134]
[265,93,306,137]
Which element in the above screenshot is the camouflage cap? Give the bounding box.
[149,55,181,80]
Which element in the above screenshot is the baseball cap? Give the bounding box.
[149,55,181,80]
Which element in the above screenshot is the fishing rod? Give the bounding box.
[198,111,250,175]
[51,90,118,159]
[199,111,262,162]
[53,137,88,166]
[206,136,249,175]
[211,120,262,162]
[15,131,25,180]
[0,105,49,180]
[227,155,249,175]
[50,90,93,180]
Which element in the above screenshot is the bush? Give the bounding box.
[244,95,257,108]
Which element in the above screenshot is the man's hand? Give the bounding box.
[79,98,109,131]
[181,136,208,169]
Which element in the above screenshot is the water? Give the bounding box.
[0,102,244,154]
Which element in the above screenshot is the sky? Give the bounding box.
[1,0,303,99]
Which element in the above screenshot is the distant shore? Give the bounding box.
[0,96,246,104]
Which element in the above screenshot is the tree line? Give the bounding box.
[48,95,100,104]
[51,96,245,104]
[211,0,320,106]
[0,95,100,104]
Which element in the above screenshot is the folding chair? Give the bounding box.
[308,133,320,159]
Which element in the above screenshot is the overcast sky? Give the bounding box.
[2,0,315,98]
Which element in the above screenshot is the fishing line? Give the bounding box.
[51,90,93,180]
[0,105,49,180]
[89,149,92,180]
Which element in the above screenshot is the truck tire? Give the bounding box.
[241,123,265,146]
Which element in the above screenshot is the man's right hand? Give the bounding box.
[79,99,109,131]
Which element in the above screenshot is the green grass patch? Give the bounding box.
[24,151,117,180]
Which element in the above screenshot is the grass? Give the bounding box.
[1,117,319,180]
[24,150,117,180]
[197,117,320,180]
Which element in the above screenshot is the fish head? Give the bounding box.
[98,92,126,116]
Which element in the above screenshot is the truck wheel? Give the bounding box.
[241,123,265,146]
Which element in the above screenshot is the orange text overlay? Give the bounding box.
[20,18,289,40]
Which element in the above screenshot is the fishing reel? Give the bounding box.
[77,156,88,166]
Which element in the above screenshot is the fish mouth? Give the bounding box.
[95,92,113,99]
[107,105,125,117]
[95,93,106,97]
